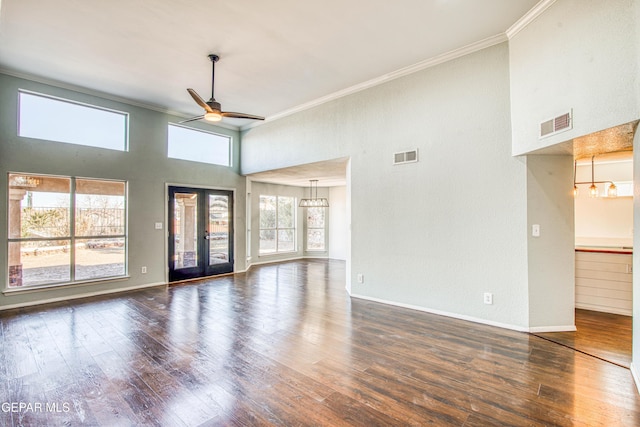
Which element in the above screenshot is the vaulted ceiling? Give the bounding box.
[0,0,539,130]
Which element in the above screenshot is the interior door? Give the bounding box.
[168,186,234,281]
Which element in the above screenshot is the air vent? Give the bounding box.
[393,149,418,165]
[540,110,572,138]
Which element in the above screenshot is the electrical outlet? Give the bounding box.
[532,224,540,237]
[357,273,364,284]
[483,292,493,305]
[155,222,163,230]
[141,266,147,274]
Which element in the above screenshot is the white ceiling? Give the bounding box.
[0,0,541,185]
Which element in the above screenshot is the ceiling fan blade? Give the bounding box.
[178,115,204,124]
[187,89,214,113]
[221,111,265,120]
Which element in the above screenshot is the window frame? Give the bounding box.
[167,123,232,167]
[18,89,129,151]
[6,172,128,291]
[259,195,297,255]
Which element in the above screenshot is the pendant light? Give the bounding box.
[588,156,598,198]
[573,155,617,198]
[573,161,579,197]
[299,180,329,207]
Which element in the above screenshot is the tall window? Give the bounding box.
[167,124,231,166]
[18,90,128,151]
[259,195,296,254]
[306,207,326,252]
[7,173,127,289]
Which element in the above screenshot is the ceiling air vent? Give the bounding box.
[539,110,572,139]
[393,149,418,165]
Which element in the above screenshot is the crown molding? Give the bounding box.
[242,32,508,131]
[0,67,240,131]
[506,0,556,39]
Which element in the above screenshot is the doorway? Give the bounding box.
[168,186,234,281]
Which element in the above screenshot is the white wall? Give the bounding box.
[242,43,533,330]
[634,0,640,392]
[329,186,347,260]
[526,155,575,331]
[574,160,634,247]
[509,0,639,156]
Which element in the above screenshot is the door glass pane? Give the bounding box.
[209,194,229,265]
[173,192,198,269]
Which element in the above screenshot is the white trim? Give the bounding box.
[0,281,166,311]
[0,68,239,131]
[529,325,577,333]
[249,255,328,268]
[350,293,530,333]
[575,303,632,317]
[241,33,507,131]
[506,0,557,39]
[631,363,640,395]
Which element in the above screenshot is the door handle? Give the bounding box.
[204,231,211,240]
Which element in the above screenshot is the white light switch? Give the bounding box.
[532,224,540,237]
[155,222,163,230]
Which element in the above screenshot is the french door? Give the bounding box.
[168,186,234,281]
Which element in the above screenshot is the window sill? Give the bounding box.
[258,251,297,257]
[3,275,131,296]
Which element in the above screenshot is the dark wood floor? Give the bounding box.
[534,308,632,368]
[1,259,639,426]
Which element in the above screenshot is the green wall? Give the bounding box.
[0,73,247,309]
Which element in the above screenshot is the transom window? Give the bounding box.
[18,90,128,151]
[259,195,296,254]
[167,124,231,166]
[7,173,127,289]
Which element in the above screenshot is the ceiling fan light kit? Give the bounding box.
[180,54,264,124]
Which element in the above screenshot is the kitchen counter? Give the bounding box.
[575,246,632,254]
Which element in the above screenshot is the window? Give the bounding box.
[168,124,231,166]
[18,90,128,151]
[306,207,326,251]
[7,173,127,289]
[259,195,296,254]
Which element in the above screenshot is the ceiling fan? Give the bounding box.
[180,54,264,124]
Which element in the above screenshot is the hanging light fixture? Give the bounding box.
[573,160,579,197]
[573,155,617,198]
[299,180,329,207]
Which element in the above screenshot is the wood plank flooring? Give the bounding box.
[1,259,639,426]
[533,308,632,368]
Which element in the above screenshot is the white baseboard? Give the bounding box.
[631,363,640,395]
[0,281,166,311]
[529,325,577,333]
[350,293,530,332]
[575,303,632,317]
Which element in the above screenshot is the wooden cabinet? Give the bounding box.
[575,249,632,316]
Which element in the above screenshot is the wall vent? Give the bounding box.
[539,110,572,139]
[393,149,418,165]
